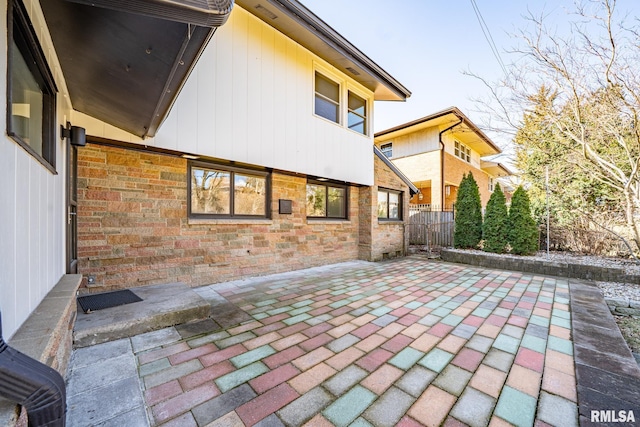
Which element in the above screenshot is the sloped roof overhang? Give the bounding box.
[374,146,419,195]
[236,0,411,102]
[375,107,501,157]
[481,160,513,177]
[40,0,234,138]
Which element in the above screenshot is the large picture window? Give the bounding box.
[378,189,402,220]
[306,181,348,219]
[7,0,57,171]
[189,162,269,218]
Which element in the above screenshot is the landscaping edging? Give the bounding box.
[440,248,640,317]
[606,297,640,317]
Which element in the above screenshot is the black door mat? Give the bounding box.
[77,290,143,313]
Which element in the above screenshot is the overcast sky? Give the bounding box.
[302,0,637,149]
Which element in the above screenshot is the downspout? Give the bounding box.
[439,118,463,208]
[0,312,66,427]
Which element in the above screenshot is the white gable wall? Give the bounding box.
[0,0,73,339]
[73,6,377,185]
[376,127,441,160]
[143,6,375,186]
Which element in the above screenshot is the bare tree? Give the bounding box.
[471,0,640,251]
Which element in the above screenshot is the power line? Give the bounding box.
[469,0,508,76]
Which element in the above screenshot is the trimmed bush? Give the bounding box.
[482,183,509,253]
[508,186,538,255]
[454,173,483,249]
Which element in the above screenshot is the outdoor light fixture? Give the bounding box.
[60,122,86,146]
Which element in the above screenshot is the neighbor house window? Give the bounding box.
[189,162,269,218]
[7,0,57,171]
[348,91,367,135]
[380,143,393,158]
[378,189,402,220]
[306,181,348,219]
[454,140,471,163]
[314,72,340,123]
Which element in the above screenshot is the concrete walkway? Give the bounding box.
[65,257,640,426]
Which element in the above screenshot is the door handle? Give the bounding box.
[68,208,77,224]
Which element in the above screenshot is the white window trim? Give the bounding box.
[346,83,370,136]
[454,140,471,163]
[312,63,372,137]
[314,71,342,125]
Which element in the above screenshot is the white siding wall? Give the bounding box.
[150,6,376,185]
[377,127,440,160]
[0,0,71,339]
[73,6,376,185]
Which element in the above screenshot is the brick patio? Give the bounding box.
[65,257,638,426]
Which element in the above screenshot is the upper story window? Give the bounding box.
[489,177,495,192]
[314,72,340,123]
[8,0,57,172]
[454,140,471,163]
[348,91,367,135]
[378,189,402,220]
[380,143,393,158]
[306,180,348,219]
[314,69,370,136]
[188,162,270,219]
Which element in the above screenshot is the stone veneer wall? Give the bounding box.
[358,155,410,261]
[77,144,361,290]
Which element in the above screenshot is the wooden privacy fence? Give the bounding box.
[408,204,455,249]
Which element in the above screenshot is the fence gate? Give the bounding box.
[408,204,454,250]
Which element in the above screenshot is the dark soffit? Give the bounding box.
[39,0,233,138]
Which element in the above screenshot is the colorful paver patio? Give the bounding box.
[65,257,640,426]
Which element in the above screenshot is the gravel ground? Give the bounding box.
[597,281,640,301]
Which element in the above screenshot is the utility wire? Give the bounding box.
[469,0,508,76]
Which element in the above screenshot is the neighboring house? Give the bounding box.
[0,0,413,359]
[374,107,511,210]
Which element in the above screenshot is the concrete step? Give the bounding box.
[73,282,211,348]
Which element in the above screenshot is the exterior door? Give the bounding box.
[67,142,78,273]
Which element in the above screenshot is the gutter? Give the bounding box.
[66,0,235,27]
[267,0,411,101]
[439,118,463,208]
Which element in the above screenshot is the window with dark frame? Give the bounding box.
[377,189,402,220]
[7,0,57,171]
[314,72,340,123]
[306,181,348,219]
[188,162,269,219]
